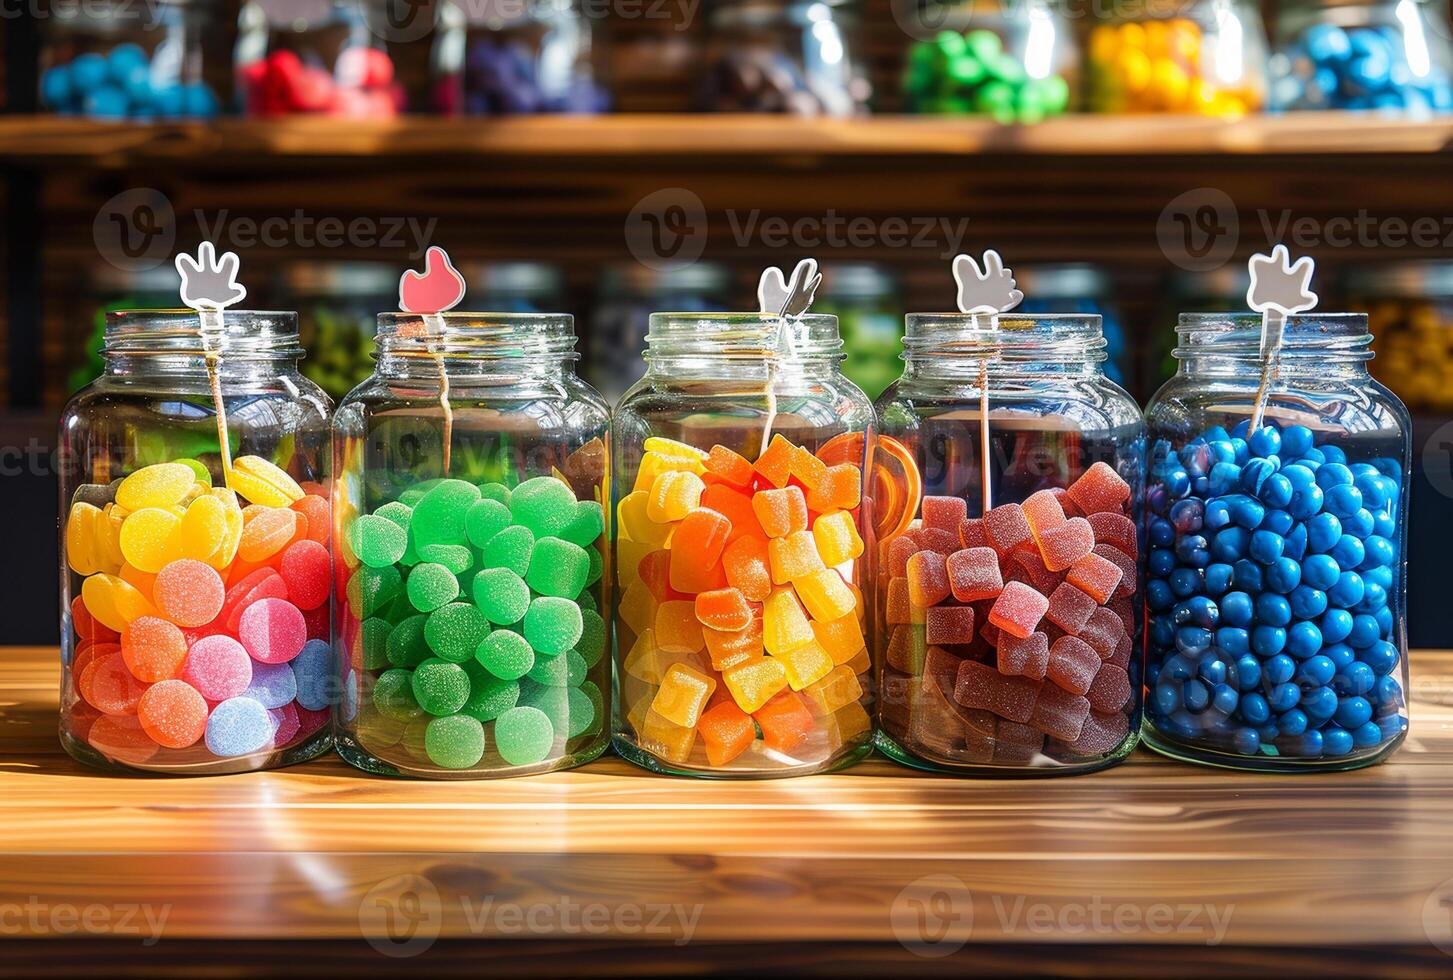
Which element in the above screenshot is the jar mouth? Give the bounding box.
[1174,312,1373,359]
[645,312,842,359]
[375,311,577,358]
[902,313,1106,360]
[103,309,303,357]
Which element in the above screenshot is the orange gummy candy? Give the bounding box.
[752,486,808,539]
[638,549,673,600]
[655,600,706,653]
[722,655,789,714]
[754,690,815,754]
[789,445,827,489]
[704,445,755,491]
[695,588,754,632]
[804,463,860,513]
[767,530,824,584]
[811,613,866,665]
[906,550,951,608]
[668,509,730,593]
[697,700,756,767]
[701,484,763,543]
[704,613,764,670]
[722,535,772,602]
[753,435,795,489]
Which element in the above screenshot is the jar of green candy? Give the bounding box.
[332,312,611,778]
[901,1,1075,121]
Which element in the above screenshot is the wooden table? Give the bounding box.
[4,647,1452,976]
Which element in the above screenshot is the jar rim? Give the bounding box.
[1174,312,1373,358]
[902,313,1106,362]
[103,309,303,357]
[375,311,577,357]
[645,312,842,358]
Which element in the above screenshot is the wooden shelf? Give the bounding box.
[1,114,1452,165]
[4,645,1453,973]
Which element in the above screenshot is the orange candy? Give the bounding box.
[638,549,674,601]
[698,700,755,767]
[722,536,772,602]
[121,615,188,682]
[704,445,754,491]
[805,463,861,513]
[704,613,764,670]
[291,493,331,545]
[694,588,754,632]
[753,435,795,488]
[752,486,808,538]
[767,530,824,584]
[668,509,730,593]
[701,484,762,543]
[790,445,828,488]
[754,690,815,754]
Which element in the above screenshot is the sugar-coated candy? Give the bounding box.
[182,634,253,700]
[701,485,762,544]
[523,596,584,656]
[472,568,530,626]
[906,550,951,608]
[754,690,815,753]
[244,659,299,710]
[753,486,808,538]
[1031,683,1089,742]
[270,702,302,745]
[291,639,333,711]
[238,597,307,665]
[526,537,590,599]
[353,515,408,568]
[887,536,918,578]
[925,605,975,647]
[922,495,967,532]
[987,581,1050,639]
[722,536,772,602]
[1045,582,1097,635]
[1038,517,1095,572]
[1067,462,1131,516]
[278,541,330,611]
[997,631,1049,680]
[946,546,1003,603]
[424,603,490,664]
[752,435,795,488]
[238,506,299,563]
[805,463,861,513]
[655,600,705,654]
[476,629,534,681]
[509,476,579,538]
[953,660,1041,723]
[1086,663,1131,713]
[1065,551,1124,604]
[87,714,157,765]
[794,569,855,622]
[1046,635,1100,696]
[812,510,863,567]
[136,680,207,749]
[204,697,275,757]
[671,509,731,593]
[229,456,304,508]
[425,714,486,769]
[411,658,472,716]
[705,444,755,490]
[406,562,460,612]
[1087,512,1137,556]
[777,639,834,691]
[982,503,1032,556]
[698,700,755,766]
[768,530,824,585]
[694,588,753,632]
[121,616,187,682]
[494,705,555,765]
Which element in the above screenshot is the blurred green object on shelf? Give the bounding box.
[286,262,397,400]
[816,264,902,400]
[71,264,183,393]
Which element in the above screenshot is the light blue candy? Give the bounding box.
[244,660,298,710]
[291,639,334,711]
[205,697,274,757]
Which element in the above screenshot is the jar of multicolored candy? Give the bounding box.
[1270,0,1453,114]
[39,0,219,120]
[333,313,611,778]
[873,314,1144,775]
[613,313,874,776]
[236,0,403,117]
[59,310,334,773]
[696,0,871,115]
[1143,313,1410,771]
[1086,0,1268,115]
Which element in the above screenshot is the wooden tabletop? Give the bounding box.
[4,646,1453,976]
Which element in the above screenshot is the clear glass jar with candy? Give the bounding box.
[236,0,403,118]
[613,313,875,777]
[1142,313,1410,771]
[1085,0,1268,115]
[333,313,611,778]
[696,0,872,115]
[1269,0,1453,114]
[873,314,1144,775]
[431,0,610,115]
[59,310,334,774]
[38,0,219,120]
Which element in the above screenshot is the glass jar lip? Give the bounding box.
[375,311,577,357]
[645,311,842,358]
[1174,312,1373,357]
[103,309,302,356]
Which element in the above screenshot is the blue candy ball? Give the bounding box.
[1249,530,1285,564]
[1322,726,1354,756]
[1329,571,1365,608]
[1360,639,1399,675]
[1334,660,1375,697]
[1278,707,1309,736]
[204,697,274,757]
[1220,591,1254,628]
[1255,592,1292,627]
[1281,424,1315,456]
[1289,585,1328,619]
[1287,621,1324,659]
[1334,695,1373,729]
[1306,513,1342,553]
[1303,553,1340,590]
[1321,608,1355,644]
[41,64,74,109]
[1217,626,1251,657]
[1265,653,1297,685]
[1253,625,1288,656]
[1240,692,1271,724]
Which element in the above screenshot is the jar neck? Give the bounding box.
[900,313,1108,381]
[642,312,846,381]
[373,312,579,382]
[102,310,303,380]
[1174,313,1373,381]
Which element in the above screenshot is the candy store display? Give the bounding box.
[1086,0,1268,115]
[697,0,871,115]
[874,314,1144,774]
[1143,313,1410,770]
[815,264,903,401]
[902,2,1074,122]
[39,0,218,120]
[1349,262,1453,411]
[236,0,403,118]
[333,313,611,777]
[59,311,333,773]
[286,262,397,401]
[1270,0,1453,114]
[612,313,875,776]
[432,0,609,115]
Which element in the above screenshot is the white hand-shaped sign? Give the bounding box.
[757,258,822,318]
[1247,244,1318,316]
[953,250,1023,315]
[175,241,247,311]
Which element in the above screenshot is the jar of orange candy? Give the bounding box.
[59,310,333,773]
[874,313,1144,775]
[1085,0,1267,115]
[612,311,876,777]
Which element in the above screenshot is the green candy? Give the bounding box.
[418,543,474,575]
[352,514,407,568]
[424,714,486,769]
[478,482,511,505]
[559,500,604,548]
[373,668,423,722]
[527,649,586,688]
[525,537,590,599]
[523,597,583,657]
[966,28,1001,62]
[475,629,534,681]
[175,458,211,485]
[424,602,490,663]
[411,479,481,548]
[361,617,392,670]
[480,524,535,576]
[461,663,520,723]
[568,682,603,740]
[576,608,606,668]
[947,55,984,87]
[349,564,402,618]
[386,614,432,668]
[412,658,471,716]
[584,547,603,587]
[406,562,459,612]
[472,567,531,625]
[577,590,598,614]
[936,29,967,58]
[376,500,413,530]
[520,680,568,733]
[508,476,578,537]
[464,498,512,548]
[494,706,555,766]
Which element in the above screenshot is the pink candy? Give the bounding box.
[997,631,1048,680]
[925,605,976,647]
[987,581,1049,639]
[982,503,1031,557]
[946,547,1003,603]
[279,540,330,611]
[238,597,307,665]
[1047,635,1100,695]
[182,634,253,701]
[1038,517,1094,572]
[1046,581,1097,635]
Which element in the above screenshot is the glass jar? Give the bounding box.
[39,0,218,120]
[1270,0,1453,113]
[901,0,1074,122]
[285,262,397,402]
[816,264,903,401]
[1347,262,1453,412]
[1086,0,1268,114]
[1142,313,1410,771]
[1017,265,1130,390]
[68,264,184,396]
[333,313,611,778]
[696,0,871,115]
[874,314,1144,775]
[431,0,610,115]
[236,0,403,117]
[59,310,334,774]
[613,313,875,777]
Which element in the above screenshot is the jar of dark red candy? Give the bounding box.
[1142,313,1411,771]
[236,0,403,118]
[873,313,1145,775]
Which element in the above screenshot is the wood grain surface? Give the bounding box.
[2,646,1452,975]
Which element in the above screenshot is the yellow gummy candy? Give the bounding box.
[650,663,716,728]
[228,455,305,508]
[643,436,708,462]
[763,587,813,656]
[646,470,704,524]
[619,579,660,637]
[639,709,696,764]
[768,530,824,585]
[623,628,664,683]
[824,700,871,749]
[722,656,788,714]
[812,510,864,567]
[119,562,157,602]
[115,463,196,512]
[81,572,158,633]
[776,639,833,691]
[174,493,229,562]
[634,450,705,491]
[802,664,863,716]
[793,568,856,623]
[207,488,244,568]
[618,491,672,545]
[65,502,120,576]
[811,613,866,666]
[117,507,182,574]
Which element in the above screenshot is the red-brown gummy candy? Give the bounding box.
[1086,662,1132,713]
[1047,635,1100,695]
[887,536,918,578]
[946,546,1003,603]
[922,496,967,533]
[1045,581,1097,635]
[1066,550,1124,604]
[1031,682,1090,741]
[1108,596,1136,636]
[990,719,1045,764]
[919,527,960,556]
[1049,486,1081,517]
[925,605,976,647]
[1092,544,1137,600]
[1060,708,1129,755]
[1078,607,1126,660]
[958,517,987,550]
[1021,489,1065,542]
[886,577,913,625]
[1086,512,1137,557]
[922,645,965,700]
[953,659,1042,723]
[886,625,926,673]
[986,581,1049,639]
[910,668,972,755]
[907,550,951,608]
[982,503,1032,557]
[1038,516,1094,572]
[1066,461,1130,516]
[1109,631,1133,670]
[1005,548,1062,595]
[997,630,1048,680]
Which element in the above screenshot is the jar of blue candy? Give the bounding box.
[39,0,219,120]
[1142,313,1411,771]
[1270,0,1453,114]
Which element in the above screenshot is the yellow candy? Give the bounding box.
[174,493,229,562]
[824,700,871,749]
[639,709,696,764]
[115,463,195,511]
[624,628,664,683]
[768,530,824,584]
[763,587,813,656]
[618,491,672,545]
[99,504,127,569]
[619,580,660,637]
[844,646,871,676]
[117,507,182,574]
[646,470,704,524]
[776,639,833,691]
[650,663,716,728]
[722,656,788,714]
[81,573,158,632]
[208,489,244,568]
[634,449,705,491]
[643,436,708,462]
[812,511,863,567]
[228,455,305,508]
[617,539,655,586]
[65,502,120,576]
[118,562,157,602]
[803,664,863,716]
[811,612,866,666]
[794,568,856,623]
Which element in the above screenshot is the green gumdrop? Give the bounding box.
[411,657,472,716]
[425,714,486,770]
[373,668,423,722]
[480,524,535,576]
[464,498,512,548]
[376,500,413,530]
[176,458,211,485]
[424,602,490,663]
[936,29,967,58]
[475,629,534,681]
[411,479,482,549]
[584,547,603,588]
[992,53,1026,85]
[966,28,1001,63]
[461,662,520,723]
[975,79,1014,115]
[478,482,511,505]
[527,648,586,687]
[947,54,984,87]
[523,597,583,657]
[494,705,555,766]
[406,562,460,612]
[349,564,402,618]
[353,514,407,568]
[520,680,567,732]
[576,608,606,668]
[361,617,392,670]
[508,476,578,537]
[577,589,598,614]
[1037,74,1070,114]
[418,543,474,575]
[473,567,531,625]
[525,537,590,599]
[387,614,432,668]
[569,682,603,740]
[559,501,605,547]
